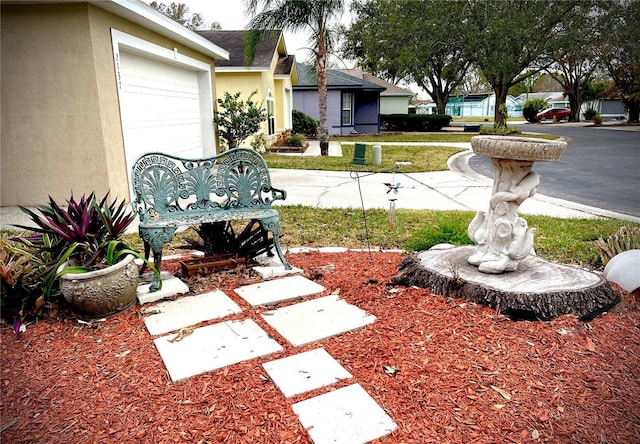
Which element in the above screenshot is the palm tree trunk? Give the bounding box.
[317,36,329,156]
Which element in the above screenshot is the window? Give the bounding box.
[266,93,275,136]
[341,92,353,126]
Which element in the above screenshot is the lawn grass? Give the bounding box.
[7,132,632,272]
[263,145,463,173]
[114,207,639,271]
[333,133,477,143]
[263,132,558,173]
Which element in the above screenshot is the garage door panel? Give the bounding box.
[119,51,205,174]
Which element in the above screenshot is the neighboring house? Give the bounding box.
[412,100,438,114]
[197,30,298,146]
[515,92,569,108]
[338,69,414,114]
[445,93,523,118]
[582,98,627,120]
[294,64,385,135]
[518,92,626,120]
[1,0,228,207]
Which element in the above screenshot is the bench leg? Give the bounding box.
[139,227,177,292]
[260,216,292,270]
[139,241,152,275]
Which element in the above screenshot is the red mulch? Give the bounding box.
[1,251,639,444]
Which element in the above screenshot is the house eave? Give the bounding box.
[21,0,231,60]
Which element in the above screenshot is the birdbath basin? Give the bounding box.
[471,136,566,161]
[467,136,567,273]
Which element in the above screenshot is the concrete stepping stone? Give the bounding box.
[253,264,303,279]
[292,383,397,444]
[262,348,352,398]
[252,252,303,279]
[142,290,242,336]
[261,295,376,346]
[153,319,283,382]
[137,272,189,304]
[234,275,325,307]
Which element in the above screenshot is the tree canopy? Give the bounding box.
[342,0,640,124]
[150,2,221,31]
[343,0,471,114]
[599,0,640,122]
[465,0,582,126]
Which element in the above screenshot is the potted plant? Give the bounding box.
[13,192,159,317]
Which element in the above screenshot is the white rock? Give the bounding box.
[603,249,640,292]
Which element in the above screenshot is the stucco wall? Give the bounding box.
[1,4,110,206]
[381,96,410,114]
[214,67,296,146]
[1,3,218,207]
[294,89,348,136]
[274,78,293,131]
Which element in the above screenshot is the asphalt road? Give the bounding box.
[468,124,640,218]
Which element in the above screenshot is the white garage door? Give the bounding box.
[119,51,205,171]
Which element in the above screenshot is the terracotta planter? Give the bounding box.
[179,254,246,277]
[59,255,139,317]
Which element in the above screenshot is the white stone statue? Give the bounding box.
[468,136,566,274]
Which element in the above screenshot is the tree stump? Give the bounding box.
[391,246,620,321]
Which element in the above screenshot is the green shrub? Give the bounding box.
[273,130,306,147]
[287,134,306,147]
[584,108,599,120]
[214,90,267,149]
[380,114,452,132]
[1,235,41,325]
[523,98,549,123]
[250,133,268,152]
[292,109,318,138]
[596,225,640,265]
[479,126,522,136]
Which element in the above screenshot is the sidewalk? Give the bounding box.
[270,140,640,223]
[2,140,638,231]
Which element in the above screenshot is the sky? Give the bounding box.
[147,0,355,66]
[145,1,425,97]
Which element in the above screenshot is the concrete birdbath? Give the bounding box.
[392,135,621,320]
[467,136,567,273]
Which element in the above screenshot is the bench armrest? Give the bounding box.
[270,186,287,202]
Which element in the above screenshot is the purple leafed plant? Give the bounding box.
[15,191,135,269]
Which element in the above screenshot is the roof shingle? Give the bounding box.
[197,30,280,68]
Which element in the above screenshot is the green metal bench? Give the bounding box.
[131,148,291,291]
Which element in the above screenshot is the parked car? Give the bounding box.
[536,107,571,122]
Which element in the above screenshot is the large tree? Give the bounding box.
[546,1,608,121]
[245,0,345,156]
[343,0,471,114]
[150,2,221,30]
[599,0,640,123]
[466,0,581,126]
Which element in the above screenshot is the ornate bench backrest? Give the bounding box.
[131,149,282,223]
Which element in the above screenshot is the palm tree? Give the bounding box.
[244,0,345,156]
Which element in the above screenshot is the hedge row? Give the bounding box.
[380,114,452,132]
